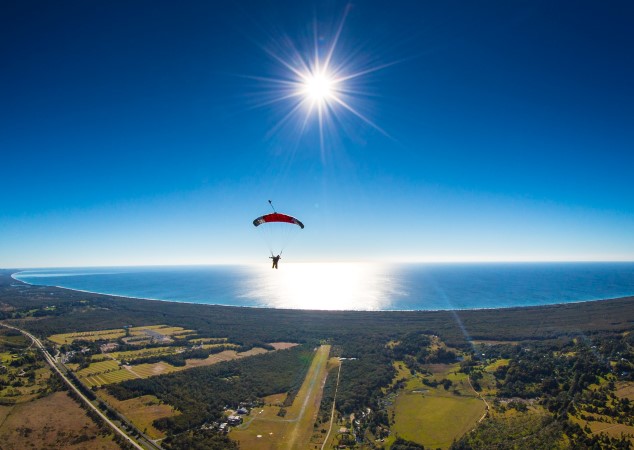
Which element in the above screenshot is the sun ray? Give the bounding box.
[265,98,308,139]
[254,7,397,155]
[330,95,390,137]
[322,4,351,73]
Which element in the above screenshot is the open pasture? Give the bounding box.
[484,358,511,372]
[269,342,299,350]
[97,391,178,440]
[392,388,484,449]
[0,391,120,449]
[586,421,634,440]
[391,390,484,448]
[0,351,13,363]
[387,362,486,449]
[130,361,181,378]
[615,381,634,400]
[183,347,267,369]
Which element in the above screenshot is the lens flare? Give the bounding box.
[301,71,336,104]
[249,6,395,159]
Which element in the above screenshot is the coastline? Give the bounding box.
[10,267,634,313]
[3,267,633,349]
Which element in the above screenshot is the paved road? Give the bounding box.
[0,322,146,450]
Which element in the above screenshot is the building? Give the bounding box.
[227,415,242,426]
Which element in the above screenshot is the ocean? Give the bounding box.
[12,262,634,311]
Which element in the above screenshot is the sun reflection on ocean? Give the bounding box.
[239,263,405,310]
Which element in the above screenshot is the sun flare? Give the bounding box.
[301,71,337,104]
[252,7,392,157]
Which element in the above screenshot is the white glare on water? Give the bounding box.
[240,263,405,310]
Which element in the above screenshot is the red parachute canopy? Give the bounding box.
[253,213,304,229]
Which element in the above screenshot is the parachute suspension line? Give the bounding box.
[253,204,303,259]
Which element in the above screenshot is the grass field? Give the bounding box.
[0,351,13,363]
[69,346,277,388]
[82,369,139,387]
[616,381,634,400]
[48,324,194,345]
[49,329,127,344]
[129,362,181,378]
[97,391,179,439]
[128,325,195,339]
[269,342,299,350]
[387,362,486,449]
[230,345,331,450]
[484,358,510,372]
[0,391,120,450]
[75,359,121,377]
[569,380,634,444]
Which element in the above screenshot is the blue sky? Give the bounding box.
[1,0,633,267]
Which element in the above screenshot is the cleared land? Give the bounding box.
[49,329,126,344]
[231,344,331,450]
[0,391,120,450]
[616,381,634,400]
[91,347,271,384]
[49,324,194,345]
[97,391,179,440]
[388,362,486,449]
[56,323,295,387]
[569,380,634,443]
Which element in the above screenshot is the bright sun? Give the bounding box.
[301,71,336,103]
[255,6,391,153]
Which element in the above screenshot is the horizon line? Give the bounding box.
[5,258,634,271]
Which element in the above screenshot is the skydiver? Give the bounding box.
[270,254,281,269]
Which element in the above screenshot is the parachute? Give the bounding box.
[253,202,304,257]
[253,213,305,229]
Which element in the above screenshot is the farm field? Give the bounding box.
[49,324,194,345]
[108,346,183,361]
[49,329,127,344]
[80,367,139,388]
[63,327,296,387]
[231,345,331,450]
[387,362,486,449]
